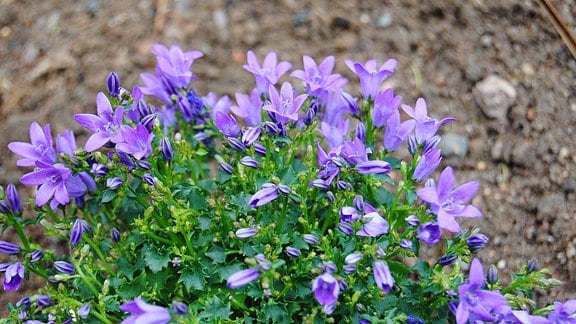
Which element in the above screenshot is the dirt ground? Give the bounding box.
[0,0,575,313]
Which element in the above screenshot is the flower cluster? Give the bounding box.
[0,44,570,323]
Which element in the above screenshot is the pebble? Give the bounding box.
[438,133,469,158]
[473,75,517,120]
[377,13,393,28]
[497,259,506,269]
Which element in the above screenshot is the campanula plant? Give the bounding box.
[0,43,570,323]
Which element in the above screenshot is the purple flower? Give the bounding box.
[74,92,124,152]
[116,124,154,160]
[400,239,413,251]
[171,301,187,315]
[417,221,442,245]
[0,240,19,255]
[78,303,91,319]
[120,297,171,324]
[249,183,280,208]
[243,51,292,96]
[290,55,347,96]
[219,161,234,175]
[345,58,397,99]
[240,156,259,168]
[6,183,22,214]
[311,273,340,306]
[235,228,257,238]
[231,89,263,126]
[107,72,120,96]
[373,261,394,293]
[3,262,25,291]
[214,112,240,138]
[342,137,369,165]
[29,250,43,263]
[357,211,389,237]
[241,127,261,147]
[70,219,91,246]
[151,43,203,89]
[345,252,363,265]
[467,233,489,254]
[161,137,173,160]
[36,295,51,307]
[413,148,442,182]
[320,120,350,149]
[340,206,360,223]
[455,258,508,324]
[264,82,308,124]
[405,215,420,227]
[54,261,75,275]
[20,162,74,209]
[110,228,121,242]
[356,160,391,175]
[285,247,301,258]
[401,98,455,144]
[417,166,482,233]
[8,122,56,166]
[106,177,123,190]
[548,299,576,323]
[226,268,260,289]
[383,110,416,151]
[372,88,402,128]
[56,130,78,156]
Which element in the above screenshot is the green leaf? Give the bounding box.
[179,269,206,292]
[374,187,394,206]
[172,183,208,210]
[199,296,231,320]
[206,245,226,264]
[101,189,117,203]
[412,260,431,277]
[143,245,170,273]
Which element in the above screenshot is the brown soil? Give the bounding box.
[0,0,575,314]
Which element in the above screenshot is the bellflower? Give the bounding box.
[119,297,171,324]
[311,272,340,306]
[6,183,22,214]
[548,299,576,323]
[205,92,232,118]
[243,51,292,96]
[290,55,347,97]
[107,71,120,96]
[3,262,25,291]
[373,261,394,293]
[413,148,442,182]
[401,98,455,144]
[319,120,350,149]
[70,219,91,246]
[20,161,73,209]
[356,160,391,175]
[8,122,56,167]
[231,89,263,126]
[116,124,154,160]
[242,127,261,147]
[226,268,260,289]
[383,110,416,151]
[56,130,78,156]
[345,58,397,99]
[467,233,490,254]
[151,43,203,89]
[372,88,402,128]
[249,183,280,208]
[341,137,369,165]
[357,211,389,237]
[417,221,441,245]
[214,111,240,138]
[74,92,125,152]
[417,166,482,233]
[235,228,257,238]
[54,261,75,275]
[263,82,308,124]
[455,258,508,324]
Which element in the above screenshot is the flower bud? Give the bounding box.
[355,123,366,142]
[487,264,498,284]
[218,161,234,175]
[467,233,489,254]
[6,184,21,214]
[0,240,19,255]
[226,268,260,289]
[29,250,43,263]
[373,261,394,293]
[285,246,301,258]
[400,239,413,251]
[405,215,420,227]
[0,200,9,214]
[255,254,271,271]
[353,195,365,212]
[343,264,357,274]
[345,252,363,265]
[36,295,51,307]
[356,160,391,175]
[321,261,337,274]
[227,137,245,152]
[254,143,267,156]
[161,137,173,160]
[106,177,123,190]
[527,258,539,273]
[303,234,319,245]
[171,301,187,315]
[78,303,91,319]
[54,261,75,275]
[437,254,458,266]
[235,228,257,238]
[240,156,259,169]
[242,127,261,147]
[110,228,121,242]
[338,222,353,236]
[106,72,120,96]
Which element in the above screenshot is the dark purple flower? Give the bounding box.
[241,127,261,147]
[401,98,455,144]
[218,161,234,174]
[413,148,442,182]
[16,296,30,308]
[527,258,540,273]
[20,162,73,209]
[231,89,263,126]
[70,219,91,246]
[3,262,25,291]
[116,124,154,160]
[106,177,123,190]
[455,258,508,324]
[74,92,124,152]
[8,122,56,167]
[487,265,498,284]
[161,137,173,161]
[417,221,442,245]
[417,166,482,233]
[285,246,301,258]
[107,72,120,96]
[311,273,340,306]
[355,123,366,142]
[6,183,21,214]
[214,112,240,138]
[235,228,257,238]
[36,295,51,307]
[373,261,394,293]
[171,301,187,315]
[120,296,171,324]
[243,51,292,96]
[110,228,121,242]
[345,58,397,99]
[357,160,391,175]
[0,201,9,214]
[54,261,75,275]
[357,211,389,237]
[226,268,260,289]
[29,250,43,263]
[78,303,91,319]
[303,234,319,245]
[263,82,308,124]
[227,137,245,152]
[467,233,489,254]
[438,254,458,266]
[0,240,19,255]
[291,55,347,96]
[407,314,425,324]
[548,299,576,323]
[383,110,416,151]
[248,183,279,208]
[254,143,267,156]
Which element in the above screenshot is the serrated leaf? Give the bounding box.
[143,245,170,273]
[179,269,206,292]
[199,296,231,320]
[101,189,117,203]
[206,246,226,264]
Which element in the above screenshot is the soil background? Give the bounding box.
[0,0,575,316]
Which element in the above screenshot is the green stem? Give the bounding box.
[82,235,115,275]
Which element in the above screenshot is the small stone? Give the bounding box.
[566,244,576,259]
[377,13,393,28]
[476,160,487,171]
[473,75,517,120]
[212,8,228,29]
[438,133,469,158]
[497,259,506,269]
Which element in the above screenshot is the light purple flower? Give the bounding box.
[20,162,74,209]
[231,89,263,126]
[319,119,350,149]
[0,240,19,255]
[106,177,123,190]
[417,166,482,233]
[341,137,369,165]
[548,299,576,323]
[413,148,442,182]
[120,297,171,324]
[356,160,391,175]
[249,183,280,208]
[311,273,340,306]
[8,122,56,167]
[417,221,442,245]
[345,252,363,265]
[116,124,154,160]
[235,228,257,238]
[357,211,389,237]
[151,43,203,89]
[78,303,91,319]
[3,262,24,291]
[70,219,91,246]
[74,92,125,152]
[400,239,413,251]
[243,51,292,95]
[264,82,308,124]
[401,98,455,144]
[290,55,347,96]
[455,258,508,324]
[373,261,394,293]
[383,110,416,151]
[204,92,231,119]
[214,112,240,138]
[372,88,402,128]
[285,246,301,258]
[56,130,77,156]
[345,58,397,99]
[226,268,260,289]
